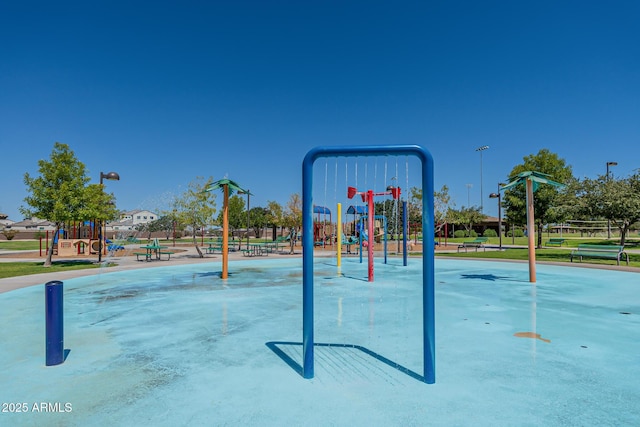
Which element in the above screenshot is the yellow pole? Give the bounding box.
[337,203,342,268]
[222,184,229,279]
[526,178,536,283]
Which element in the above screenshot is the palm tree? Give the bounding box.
[204,178,247,279]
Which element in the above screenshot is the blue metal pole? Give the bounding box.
[302,151,315,379]
[403,201,408,267]
[45,280,64,366]
[422,157,436,384]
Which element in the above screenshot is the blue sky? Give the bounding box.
[1,1,639,221]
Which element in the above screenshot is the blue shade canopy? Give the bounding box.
[501,171,565,192]
[346,205,367,215]
[313,206,331,215]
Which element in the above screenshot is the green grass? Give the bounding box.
[0,260,113,279]
[0,240,41,250]
[436,247,640,268]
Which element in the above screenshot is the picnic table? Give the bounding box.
[136,244,172,261]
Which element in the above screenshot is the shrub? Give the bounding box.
[483,229,497,237]
[1,229,18,240]
[453,230,466,238]
[507,229,525,238]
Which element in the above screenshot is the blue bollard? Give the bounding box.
[45,280,64,366]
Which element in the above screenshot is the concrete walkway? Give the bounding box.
[0,244,302,293]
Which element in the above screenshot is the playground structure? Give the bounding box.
[312,205,333,247]
[41,222,113,257]
[302,144,435,384]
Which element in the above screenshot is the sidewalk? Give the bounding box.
[0,244,301,293]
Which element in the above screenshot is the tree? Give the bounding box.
[283,193,302,253]
[265,200,285,238]
[22,143,107,267]
[502,149,573,248]
[447,206,486,236]
[173,177,217,257]
[143,215,175,240]
[564,172,640,245]
[218,194,245,238]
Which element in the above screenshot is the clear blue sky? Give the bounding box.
[1,1,639,221]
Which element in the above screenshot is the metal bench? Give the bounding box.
[570,244,628,266]
[159,251,175,260]
[457,237,489,253]
[545,238,566,246]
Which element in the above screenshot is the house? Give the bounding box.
[108,209,159,234]
[118,210,158,226]
[7,218,56,231]
[0,212,14,228]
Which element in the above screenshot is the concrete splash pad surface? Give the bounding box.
[1,258,639,426]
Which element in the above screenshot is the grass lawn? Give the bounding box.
[0,260,111,279]
[436,247,640,268]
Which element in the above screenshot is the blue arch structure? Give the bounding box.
[302,145,435,384]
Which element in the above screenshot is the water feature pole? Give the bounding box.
[45,281,64,366]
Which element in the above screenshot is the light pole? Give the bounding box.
[476,145,489,212]
[98,171,120,262]
[465,184,472,207]
[606,161,617,239]
[489,187,502,250]
[238,189,253,250]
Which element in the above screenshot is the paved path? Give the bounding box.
[0,245,302,293]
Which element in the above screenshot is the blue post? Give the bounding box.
[45,281,64,366]
[403,200,408,267]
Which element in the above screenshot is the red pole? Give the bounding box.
[367,190,374,282]
[40,237,43,257]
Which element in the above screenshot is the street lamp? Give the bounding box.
[476,145,489,212]
[238,189,253,250]
[465,184,472,207]
[606,161,617,239]
[98,171,120,262]
[489,189,502,250]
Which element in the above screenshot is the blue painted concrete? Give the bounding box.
[1,258,639,425]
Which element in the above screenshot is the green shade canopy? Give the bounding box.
[204,178,247,195]
[500,171,565,192]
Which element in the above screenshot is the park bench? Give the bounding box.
[159,251,175,260]
[545,238,567,246]
[457,237,489,253]
[570,244,628,266]
[133,252,152,262]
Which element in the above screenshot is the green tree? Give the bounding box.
[218,195,245,242]
[447,206,486,236]
[283,193,302,253]
[143,215,176,240]
[173,177,217,257]
[263,200,285,239]
[564,172,640,245]
[22,143,107,267]
[502,149,573,248]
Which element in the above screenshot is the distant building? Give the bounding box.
[0,212,14,228]
[108,209,159,233]
[7,218,55,231]
[118,209,158,225]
